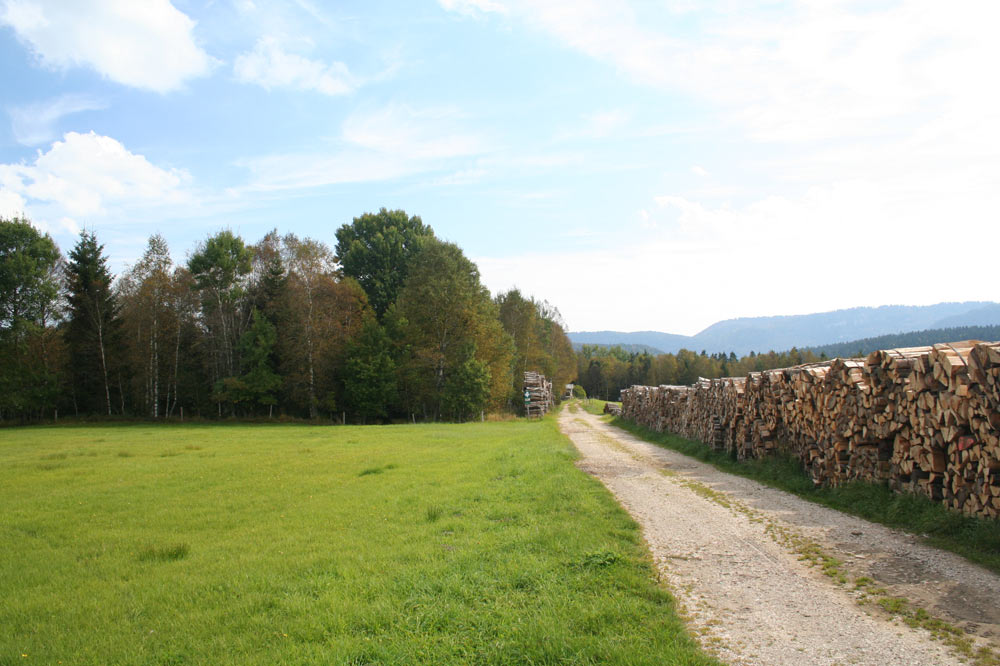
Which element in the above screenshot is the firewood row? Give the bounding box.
[523,371,554,417]
[620,340,1000,520]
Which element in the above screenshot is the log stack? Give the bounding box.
[620,340,1000,520]
[523,371,553,417]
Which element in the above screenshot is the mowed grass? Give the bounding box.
[0,420,717,666]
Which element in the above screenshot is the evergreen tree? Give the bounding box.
[65,230,119,415]
[217,307,281,416]
[343,318,397,423]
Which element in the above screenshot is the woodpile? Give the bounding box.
[523,371,553,417]
[620,340,1000,520]
[603,402,622,416]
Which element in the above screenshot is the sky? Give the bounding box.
[1,0,998,336]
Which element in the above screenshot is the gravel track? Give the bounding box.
[559,408,1000,666]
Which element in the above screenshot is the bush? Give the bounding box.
[572,385,587,399]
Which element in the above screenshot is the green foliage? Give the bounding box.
[343,318,397,423]
[575,344,829,400]
[572,384,587,399]
[0,211,572,422]
[0,421,719,665]
[65,230,121,416]
[218,307,281,413]
[0,216,61,330]
[441,344,490,421]
[496,289,576,410]
[0,217,63,419]
[188,230,253,382]
[116,234,193,418]
[187,229,252,295]
[396,238,513,420]
[276,234,368,419]
[242,307,281,403]
[334,208,434,319]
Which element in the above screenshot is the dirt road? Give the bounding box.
[559,408,1000,666]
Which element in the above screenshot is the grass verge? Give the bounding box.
[611,418,1000,575]
[1,420,718,666]
[580,399,618,417]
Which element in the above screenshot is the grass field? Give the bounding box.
[578,400,614,417]
[612,418,1000,575]
[1,418,717,665]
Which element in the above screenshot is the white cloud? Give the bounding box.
[342,105,483,160]
[0,131,189,230]
[450,0,1000,333]
[239,104,487,191]
[438,0,507,16]
[234,37,355,95]
[0,189,27,218]
[7,94,106,145]
[556,108,632,141]
[479,173,1000,335]
[1,0,214,92]
[462,0,1000,148]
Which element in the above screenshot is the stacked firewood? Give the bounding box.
[620,341,1000,519]
[523,371,553,417]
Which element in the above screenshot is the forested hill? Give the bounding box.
[802,325,1000,359]
[571,301,1000,356]
[570,342,664,355]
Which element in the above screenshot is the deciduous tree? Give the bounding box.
[0,216,64,419]
[396,238,513,420]
[334,208,433,318]
[188,230,252,410]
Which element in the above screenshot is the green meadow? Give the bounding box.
[0,419,716,665]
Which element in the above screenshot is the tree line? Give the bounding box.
[576,344,829,401]
[0,210,575,423]
[804,324,1000,360]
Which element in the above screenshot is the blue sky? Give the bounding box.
[2,0,998,335]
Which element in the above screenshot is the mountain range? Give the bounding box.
[570,301,1000,356]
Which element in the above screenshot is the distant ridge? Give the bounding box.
[569,301,1000,356]
[571,342,664,355]
[804,325,1000,359]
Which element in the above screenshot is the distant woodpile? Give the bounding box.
[621,341,1000,520]
[603,402,622,416]
[523,372,554,417]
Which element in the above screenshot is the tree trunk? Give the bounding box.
[169,316,181,417]
[307,285,317,419]
[96,309,112,416]
[152,308,159,418]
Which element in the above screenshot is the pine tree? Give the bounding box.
[343,319,397,423]
[237,307,281,416]
[65,230,120,415]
